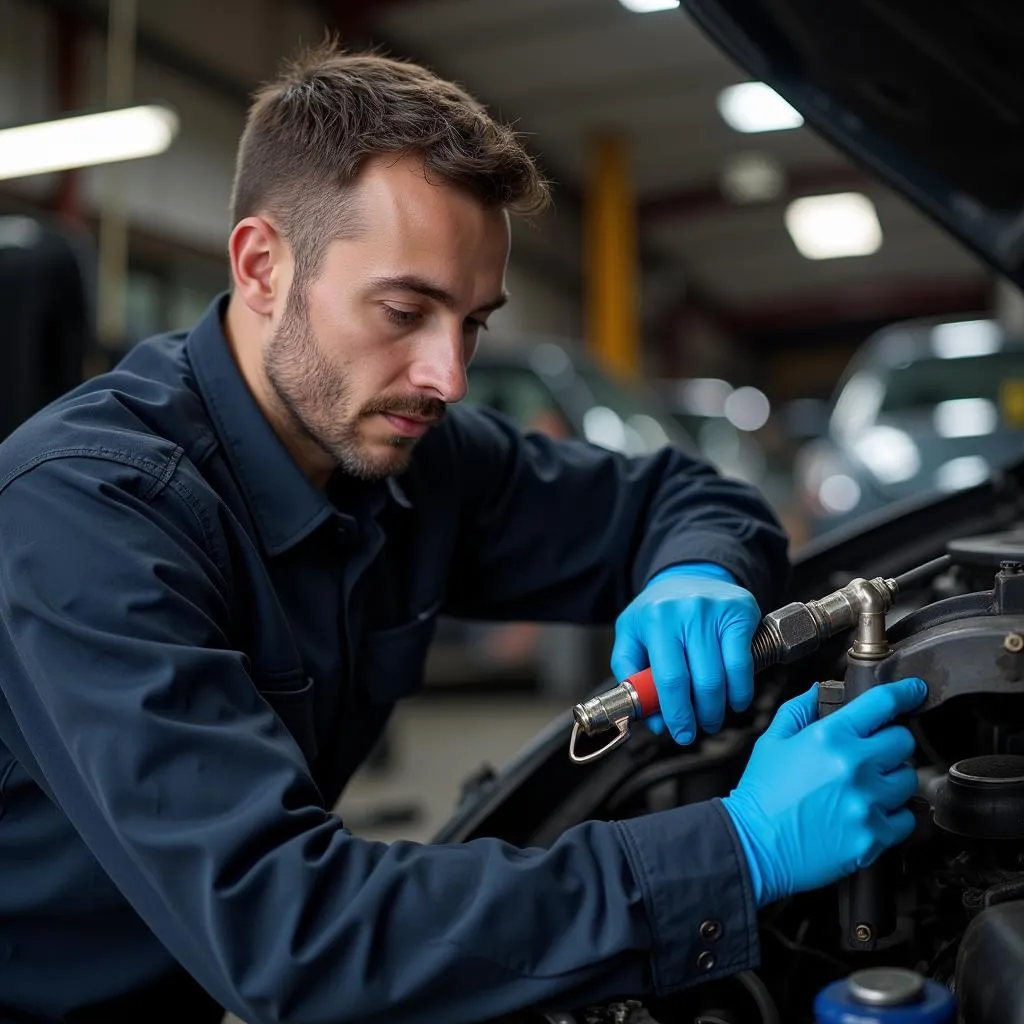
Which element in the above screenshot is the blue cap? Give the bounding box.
[815,969,955,1024]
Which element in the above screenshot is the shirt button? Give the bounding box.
[700,919,723,941]
[697,950,716,973]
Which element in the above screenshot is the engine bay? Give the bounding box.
[467,523,1024,1024]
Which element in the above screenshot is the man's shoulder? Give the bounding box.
[0,330,217,499]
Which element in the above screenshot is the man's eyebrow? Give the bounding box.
[368,275,508,314]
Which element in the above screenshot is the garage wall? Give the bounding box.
[1,0,583,338]
[490,259,581,340]
[0,0,53,200]
[76,46,245,252]
[489,211,584,340]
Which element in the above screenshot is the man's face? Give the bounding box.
[263,154,511,481]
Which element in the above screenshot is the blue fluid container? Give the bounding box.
[815,968,955,1024]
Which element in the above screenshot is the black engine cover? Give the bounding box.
[956,901,1024,1024]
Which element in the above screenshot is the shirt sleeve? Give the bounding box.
[441,406,791,620]
[0,454,758,1024]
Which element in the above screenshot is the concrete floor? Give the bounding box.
[335,691,568,842]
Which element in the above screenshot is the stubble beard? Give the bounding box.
[263,292,445,481]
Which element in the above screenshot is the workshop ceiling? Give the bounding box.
[362,0,992,331]
[27,0,994,335]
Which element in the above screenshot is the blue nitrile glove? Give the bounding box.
[611,562,761,744]
[722,678,927,908]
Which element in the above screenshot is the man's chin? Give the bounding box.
[378,443,415,475]
[337,439,416,481]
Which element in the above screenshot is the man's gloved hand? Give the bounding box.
[611,562,761,744]
[722,678,927,908]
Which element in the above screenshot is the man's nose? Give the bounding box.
[408,326,470,403]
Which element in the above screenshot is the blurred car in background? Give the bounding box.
[654,376,771,486]
[424,335,691,699]
[653,376,811,546]
[793,316,1024,538]
[467,336,693,455]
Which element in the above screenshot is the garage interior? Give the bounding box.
[2,6,1023,1020]
[2,0,1020,835]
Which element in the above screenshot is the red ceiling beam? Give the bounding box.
[722,276,991,335]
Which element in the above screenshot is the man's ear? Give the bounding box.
[228,215,288,318]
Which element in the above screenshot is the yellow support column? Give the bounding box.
[584,132,640,380]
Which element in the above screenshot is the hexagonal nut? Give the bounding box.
[764,602,821,663]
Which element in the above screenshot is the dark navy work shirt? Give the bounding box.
[0,295,789,1023]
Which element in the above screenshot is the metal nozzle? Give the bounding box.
[573,683,642,735]
[569,682,645,763]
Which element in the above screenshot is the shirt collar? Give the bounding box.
[185,293,338,557]
[387,476,413,509]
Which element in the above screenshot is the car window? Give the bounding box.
[465,366,572,437]
[467,353,690,453]
[881,351,1024,418]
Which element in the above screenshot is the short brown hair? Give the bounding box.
[230,39,550,283]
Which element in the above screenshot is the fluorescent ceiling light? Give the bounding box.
[618,0,680,10]
[0,103,179,181]
[717,82,804,133]
[785,192,883,260]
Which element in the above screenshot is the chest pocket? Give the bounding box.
[254,668,319,764]
[355,612,440,706]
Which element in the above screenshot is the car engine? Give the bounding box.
[443,513,1024,1024]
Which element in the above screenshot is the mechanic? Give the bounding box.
[0,43,928,1024]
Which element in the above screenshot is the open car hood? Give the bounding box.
[682,0,1024,291]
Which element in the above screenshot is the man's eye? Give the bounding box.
[464,318,489,333]
[383,306,420,326]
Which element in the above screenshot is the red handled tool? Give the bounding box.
[568,668,660,763]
